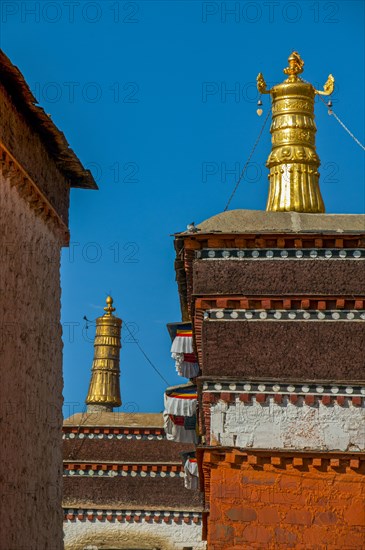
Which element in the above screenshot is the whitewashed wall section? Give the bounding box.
[64,512,205,550]
[210,397,365,451]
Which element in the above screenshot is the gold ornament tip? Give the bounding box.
[104,295,116,315]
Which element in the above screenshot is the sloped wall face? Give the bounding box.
[206,454,365,550]
[0,83,70,224]
[0,172,63,549]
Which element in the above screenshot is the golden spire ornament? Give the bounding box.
[85,296,122,412]
[257,52,334,213]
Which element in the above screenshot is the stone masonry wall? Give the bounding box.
[210,397,365,451]
[193,259,365,296]
[206,455,365,549]
[0,172,64,549]
[202,320,365,379]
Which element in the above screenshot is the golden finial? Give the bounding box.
[86,297,122,412]
[104,295,116,316]
[283,51,304,79]
[257,52,335,213]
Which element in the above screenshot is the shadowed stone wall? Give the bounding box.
[0,170,64,549]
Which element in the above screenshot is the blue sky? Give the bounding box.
[2,1,364,415]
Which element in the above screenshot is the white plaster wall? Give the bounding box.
[64,519,206,550]
[210,397,365,451]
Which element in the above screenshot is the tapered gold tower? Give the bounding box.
[86,296,122,412]
[257,52,334,213]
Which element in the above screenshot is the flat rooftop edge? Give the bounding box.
[176,210,365,236]
[63,412,164,428]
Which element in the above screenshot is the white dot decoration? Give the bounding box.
[160,471,166,478]
[258,384,266,392]
[98,470,104,476]
[121,471,128,476]
[89,433,94,439]
[325,250,332,258]
[360,313,365,320]
[296,250,303,258]
[79,470,84,476]
[215,311,224,319]
[302,386,310,393]
[196,251,201,259]
[69,433,75,439]
[179,472,185,477]
[170,471,176,477]
[310,250,318,258]
[347,312,355,320]
[108,434,113,439]
[69,470,75,476]
[287,385,295,392]
[203,382,208,390]
[89,470,94,476]
[339,250,347,258]
[272,385,280,392]
[274,311,282,319]
[214,383,222,391]
[245,312,253,319]
[259,311,268,319]
[141,471,147,477]
[222,250,230,258]
[332,312,340,319]
[331,387,339,394]
[316,386,324,393]
[230,311,239,319]
[266,250,274,258]
[303,312,311,319]
[208,250,215,258]
[345,387,353,394]
[148,435,153,440]
[252,250,260,258]
[281,250,289,258]
[353,250,361,258]
[79,433,85,439]
[131,471,137,477]
[237,250,245,258]
[150,471,156,477]
[117,434,123,440]
[360,388,365,395]
[229,383,237,391]
[288,312,296,319]
[243,384,251,391]
[136,435,142,440]
[98,434,104,439]
[317,312,325,319]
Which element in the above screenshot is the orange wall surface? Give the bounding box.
[206,455,365,549]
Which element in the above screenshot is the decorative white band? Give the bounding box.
[63,508,202,524]
[205,309,365,321]
[202,380,365,397]
[197,248,364,260]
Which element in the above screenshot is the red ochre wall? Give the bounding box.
[204,452,365,550]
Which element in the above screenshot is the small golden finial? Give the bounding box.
[104,295,116,316]
[283,51,304,79]
[86,296,122,412]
